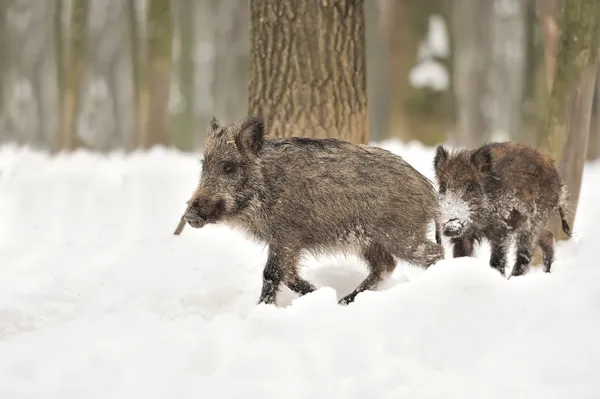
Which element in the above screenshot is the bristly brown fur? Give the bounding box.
[433,141,571,277]
[185,116,445,305]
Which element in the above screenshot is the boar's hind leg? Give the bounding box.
[538,228,555,273]
[510,231,536,278]
[257,245,299,305]
[338,242,396,305]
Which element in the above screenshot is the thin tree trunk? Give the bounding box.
[587,61,600,161]
[596,63,600,158]
[212,0,249,133]
[0,2,5,135]
[488,0,526,142]
[384,0,452,145]
[543,0,600,240]
[56,0,89,152]
[171,0,195,151]
[533,0,559,149]
[128,0,147,151]
[451,0,492,147]
[77,0,132,151]
[365,0,389,142]
[248,0,368,144]
[144,0,173,148]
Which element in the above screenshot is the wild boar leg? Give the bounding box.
[489,235,510,276]
[451,234,475,258]
[538,228,555,273]
[257,245,298,305]
[338,242,396,305]
[404,238,444,269]
[285,273,317,297]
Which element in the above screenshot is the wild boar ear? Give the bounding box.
[235,116,265,160]
[209,116,220,132]
[471,146,493,174]
[433,145,448,175]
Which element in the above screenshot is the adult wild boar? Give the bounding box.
[433,141,571,278]
[184,116,444,305]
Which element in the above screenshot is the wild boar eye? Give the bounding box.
[222,161,236,174]
[466,181,477,193]
[439,183,446,194]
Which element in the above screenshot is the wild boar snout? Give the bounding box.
[442,218,464,238]
[184,195,223,228]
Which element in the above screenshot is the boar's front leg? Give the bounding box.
[338,242,396,305]
[451,234,475,258]
[489,237,510,277]
[285,273,317,297]
[257,245,299,305]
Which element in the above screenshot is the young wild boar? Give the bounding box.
[433,141,571,278]
[184,116,444,305]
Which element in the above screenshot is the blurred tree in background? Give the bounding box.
[383,0,453,146]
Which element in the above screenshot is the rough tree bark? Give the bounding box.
[248,0,368,144]
[543,0,600,240]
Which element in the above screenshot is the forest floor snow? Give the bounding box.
[1,140,599,399]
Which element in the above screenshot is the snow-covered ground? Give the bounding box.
[1,140,599,399]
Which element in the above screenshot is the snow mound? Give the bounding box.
[1,143,599,398]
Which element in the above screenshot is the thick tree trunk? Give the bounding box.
[544,0,600,240]
[248,0,368,144]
